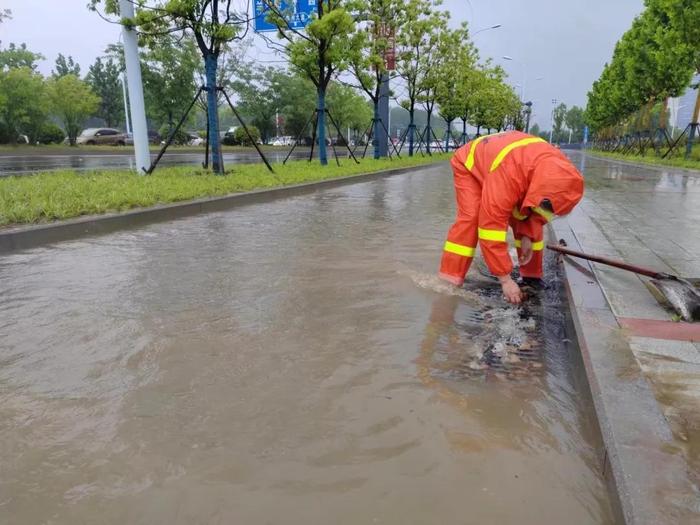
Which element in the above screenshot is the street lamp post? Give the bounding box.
[503,55,526,101]
[549,98,557,143]
[118,0,150,173]
[121,73,131,135]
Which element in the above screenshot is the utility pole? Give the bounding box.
[119,0,150,173]
[377,72,390,157]
[121,73,131,135]
[524,101,532,133]
[549,98,557,143]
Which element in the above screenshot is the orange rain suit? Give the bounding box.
[439,131,584,285]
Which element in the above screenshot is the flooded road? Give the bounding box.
[0,164,614,524]
[0,149,310,175]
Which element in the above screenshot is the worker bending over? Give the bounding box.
[439,131,584,304]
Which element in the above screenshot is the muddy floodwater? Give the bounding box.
[0,164,614,524]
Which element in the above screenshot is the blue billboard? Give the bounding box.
[254,0,316,33]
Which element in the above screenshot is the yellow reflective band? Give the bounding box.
[443,241,475,257]
[514,239,544,251]
[464,135,489,171]
[489,137,546,172]
[512,207,528,220]
[478,228,507,242]
[532,206,555,222]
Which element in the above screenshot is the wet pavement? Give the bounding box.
[0,164,614,523]
[0,149,310,175]
[568,152,700,480]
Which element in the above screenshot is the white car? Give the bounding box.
[271,136,294,146]
[187,133,205,146]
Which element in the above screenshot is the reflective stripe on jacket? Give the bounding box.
[451,131,584,276]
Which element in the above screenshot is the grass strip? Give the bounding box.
[589,149,700,171]
[0,154,450,227]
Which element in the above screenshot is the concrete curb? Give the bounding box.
[0,162,447,254]
[550,217,700,525]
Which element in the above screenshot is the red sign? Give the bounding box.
[374,22,396,71]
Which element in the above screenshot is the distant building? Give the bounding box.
[668,73,699,133]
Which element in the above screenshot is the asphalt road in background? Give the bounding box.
[0,148,316,175]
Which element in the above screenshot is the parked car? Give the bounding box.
[77,128,128,146]
[222,126,239,145]
[148,130,162,144]
[125,130,162,146]
[271,136,295,146]
[187,132,205,146]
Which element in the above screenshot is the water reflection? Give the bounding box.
[0,150,310,175]
[0,164,613,523]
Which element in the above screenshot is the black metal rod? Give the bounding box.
[325,109,359,164]
[308,110,318,162]
[430,127,445,153]
[662,124,690,159]
[284,110,316,165]
[147,86,204,175]
[377,117,400,159]
[220,89,274,173]
[354,120,374,159]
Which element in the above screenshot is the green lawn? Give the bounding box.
[0,154,450,227]
[589,148,700,171]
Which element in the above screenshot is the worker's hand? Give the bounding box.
[498,275,523,304]
[519,237,534,266]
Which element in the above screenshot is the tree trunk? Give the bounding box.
[205,53,223,174]
[426,109,432,155]
[444,119,453,151]
[317,87,328,166]
[408,106,415,157]
[373,100,381,160]
[462,118,468,145]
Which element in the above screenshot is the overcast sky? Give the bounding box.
[1,0,644,128]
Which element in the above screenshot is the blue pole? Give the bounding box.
[317,88,328,165]
[205,54,223,173]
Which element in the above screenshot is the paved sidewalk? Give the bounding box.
[556,152,700,523]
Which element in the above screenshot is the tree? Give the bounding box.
[565,106,585,142]
[348,0,399,158]
[277,73,316,138]
[325,82,372,138]
[142,36,199,136]
[417,13,452,153]
[0,67,48,143]
[585,2,695,139]
[395,0,445,156]
[86,57,124,127]
[47,75,101,145]
[529,123,541,136]
[552,103,567,143]
[0,43,43,71]
[231,63,285,143]
[262,0,358,165]
[470,66,517,135]
[434,24,476,150]
[53,54,81,77]
[90,0,252,174]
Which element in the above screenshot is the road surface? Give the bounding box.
[0,162,614,523]
[0,149,313,175]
